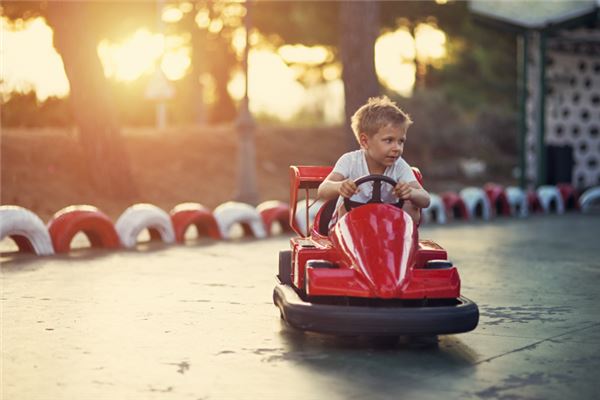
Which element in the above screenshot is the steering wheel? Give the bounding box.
[343,174,405,212]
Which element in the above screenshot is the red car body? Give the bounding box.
[273,166,479,336]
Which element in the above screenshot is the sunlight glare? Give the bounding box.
[162,6,184,23]
[0,17,69,101]
[278,45,331,65]
[415,23,447,61]
[98,29,164,82]
[375,29,416,96]
[161,48,191,80]
[228,50,305,120]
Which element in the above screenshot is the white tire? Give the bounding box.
[213,201,266,239]
[459,187,491,220]
[536,186,565,214]
[422,194,447,224]
[115,203,175,248]
[0,205,54,255]
[506,187,528,218]
[579,186,600,213]
[295,198,324,236]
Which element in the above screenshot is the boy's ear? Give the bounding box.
[359,133,369,148]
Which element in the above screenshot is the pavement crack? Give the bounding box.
[473,321,600,366]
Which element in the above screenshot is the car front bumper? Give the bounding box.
[273,283,479,336]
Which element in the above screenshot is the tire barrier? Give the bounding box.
[536,185,565,214]
[484,183,511,217]
[0,182,588,258]
[556,184,579,210]
[295,198,324,236]
[257,201,292,236]
[213,201,267,239]
[422,194,447,224]
[115,203,175,248]
[0,205,54,255]
[506,187,529,218]
[459,187,492,220]
[578,186,600,213]
[170,203,221,243]
[441,192,469,221]
[47,205,120,253]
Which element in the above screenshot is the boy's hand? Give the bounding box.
[393,181,412,200]
[338,179,358,198]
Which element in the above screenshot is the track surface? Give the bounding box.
[2,213,599,399]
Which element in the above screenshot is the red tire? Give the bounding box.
[257,201,292,236]
[170,203,221,243]
[556,183,579,210]
[47,205,120,253]
[440,192,469,220]
[483,183,511,216]
[527,190,543,213]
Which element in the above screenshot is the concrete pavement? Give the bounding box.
[2,213,599,399]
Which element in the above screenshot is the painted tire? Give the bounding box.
[484,183,511,217]
[295,198,324,236]
[257,201,292,236]
[0,205,54,255]
[536,186,565,214]
[422,194,447,224]
[505,187,528,218]
[115,203,175,248]
[556,184,579,210]
[170,202,221,243]
[527,190,544,213]
[459,187,491,220]
[441,192,469,221]
[47,205,120,253]
[213,201,267,239]
[579,186,600,213]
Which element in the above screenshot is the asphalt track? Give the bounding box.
[2,213,599,399]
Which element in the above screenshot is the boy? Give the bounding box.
[318,96,430,225]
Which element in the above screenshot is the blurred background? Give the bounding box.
[1,0,598,220]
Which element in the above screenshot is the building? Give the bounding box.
[470,0,599,189]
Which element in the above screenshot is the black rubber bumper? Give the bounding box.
[273,284,479,336]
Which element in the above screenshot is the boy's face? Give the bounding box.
[359,123,408,172]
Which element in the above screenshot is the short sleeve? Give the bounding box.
[394,158,417,183]
[332,152,353,178]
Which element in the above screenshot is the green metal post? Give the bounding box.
[517,33,528,189]
[537,31,547,187]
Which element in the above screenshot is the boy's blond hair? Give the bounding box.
[350,96,412,142]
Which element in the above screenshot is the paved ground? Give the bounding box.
[2,213,599,399]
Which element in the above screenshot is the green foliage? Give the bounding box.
[1,92,73,127]
[254,1,339,46]
[427,16,518,113]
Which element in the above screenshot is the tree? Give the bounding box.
[2,1,154,198]
[339,1,381,149]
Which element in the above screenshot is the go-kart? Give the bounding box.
[273,166,479,336]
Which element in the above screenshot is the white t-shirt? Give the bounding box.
[332,149,416,212]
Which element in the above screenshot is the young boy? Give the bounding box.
[318,96,430,225]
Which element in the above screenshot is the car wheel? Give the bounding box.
[278,250,292,285]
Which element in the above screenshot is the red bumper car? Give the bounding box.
[273,166,479,336]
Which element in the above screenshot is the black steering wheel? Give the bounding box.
[343,174,405,212]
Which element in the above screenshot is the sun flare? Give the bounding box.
[1,16,446,122]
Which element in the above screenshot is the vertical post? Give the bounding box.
[234,0,259,204]
[517,32,528,189]
[537,30,547,187]
[156,0,167,130]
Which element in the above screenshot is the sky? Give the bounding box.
[0,15,446,124]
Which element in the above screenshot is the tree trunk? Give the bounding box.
[46,2,137,199]
[340,1,381,150]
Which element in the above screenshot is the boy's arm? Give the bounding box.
[394,181,431,209]
[318,172,358,200]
